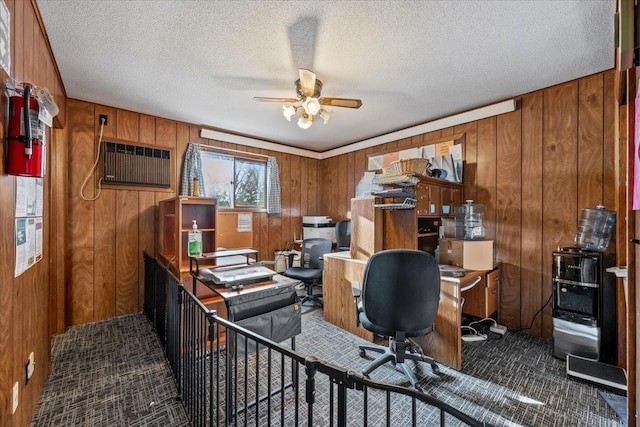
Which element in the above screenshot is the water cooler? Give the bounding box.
[551,247,616,364]
[552,206,626,392]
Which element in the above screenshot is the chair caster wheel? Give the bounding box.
[359,349,366,358]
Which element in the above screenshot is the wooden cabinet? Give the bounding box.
[414,181,462,217]
[381,176,463,254]
[158,196,217,277]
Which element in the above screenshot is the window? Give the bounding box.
[200,151,266,209]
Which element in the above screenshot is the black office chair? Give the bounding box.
[335,219,351,252]
[284,238,332,307]
[352,249,441,389]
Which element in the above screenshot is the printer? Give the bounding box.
[302,216,336,243]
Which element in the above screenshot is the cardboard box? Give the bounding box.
[439,238,493,271]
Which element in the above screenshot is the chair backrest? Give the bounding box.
[361,249,440,334]
[335,219,351,250]
[300,238,333,269]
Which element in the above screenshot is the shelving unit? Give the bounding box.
[158,196,217,278]
[377,176,463,254]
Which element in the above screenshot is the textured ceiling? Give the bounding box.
[36,0,615,152]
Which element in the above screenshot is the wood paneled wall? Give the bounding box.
[65,101,320,325]
[320,70,619,340]
[65,71,621,342]
[0,1,67,426]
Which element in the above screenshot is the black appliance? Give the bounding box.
[552,247,616,365]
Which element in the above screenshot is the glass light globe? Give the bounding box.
[297,113,313,129]
[282,105,297,121]
[302,97,321,116]
[319,109,332,124]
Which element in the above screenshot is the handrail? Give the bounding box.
[144,253,491,427]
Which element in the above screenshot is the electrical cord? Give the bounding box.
[79,117,106,201]
[468,317,498,329]
[514,293,553,332]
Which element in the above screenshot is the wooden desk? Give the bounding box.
[323,252,493,370]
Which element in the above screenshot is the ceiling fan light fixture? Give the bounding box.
[302,96,321,116]
[256,69,361,130]
[297,113,314,129]
[282,104,297,121]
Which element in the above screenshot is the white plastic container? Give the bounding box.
[454,200,485,240]
[574,205,616,251]
[188,219,203,257]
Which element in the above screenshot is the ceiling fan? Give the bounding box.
[253,69,362,129]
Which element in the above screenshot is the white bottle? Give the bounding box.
[188,220,203,257]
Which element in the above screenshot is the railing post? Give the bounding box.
[305,357,318,426]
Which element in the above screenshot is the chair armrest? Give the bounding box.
[286,252,298,267]
[351,281,362,327]
[351,281,361,298]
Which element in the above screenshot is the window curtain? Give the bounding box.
[180,142,205,196]
[266,156,282,214]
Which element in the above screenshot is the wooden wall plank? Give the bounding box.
[476,117,497,240]
[338,154,351,221]
[23,0,34,83]
[280,152,292,243]
[542,81,578,338]
[346,152,355,211]
[495,107,522,328]
[603,72,626,367]
[455,122,478,202]
[138,115,156,311]
[290,155,302,243]
[520,91,544,335]
[93,187,116,320]
[115,191,139,315]
[93,106,117,321]
[67,100,96,325]
[578,73,604,211]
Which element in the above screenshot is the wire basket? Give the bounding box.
[390,158,430,176]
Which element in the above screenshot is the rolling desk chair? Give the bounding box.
[335,219,351,252]
[283,238,332,307]
[352,249,441,389]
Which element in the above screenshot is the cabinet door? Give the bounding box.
[429,184,441,215]
[440,187,452,216]
[440,186,462,218]
[415,183,431,215]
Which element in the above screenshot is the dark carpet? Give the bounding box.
[31,308,625,426]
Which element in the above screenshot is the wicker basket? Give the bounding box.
[390,158,429,176]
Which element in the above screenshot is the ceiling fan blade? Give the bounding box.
[299,69,317,97]
[319,97,362,109]
[253,97,299,103]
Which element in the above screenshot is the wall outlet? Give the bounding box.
[12,382,18,414]
[26,352,35,383]
[99,114,108,125]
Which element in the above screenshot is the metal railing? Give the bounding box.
[143,253,490,426]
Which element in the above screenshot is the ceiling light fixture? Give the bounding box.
[283,95,330,129]
[256,69,362,130]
